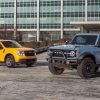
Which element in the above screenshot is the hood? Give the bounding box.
[49,44,80,50]
[49,44,95,51]
[16,47,35,51]
[5,47,35,51]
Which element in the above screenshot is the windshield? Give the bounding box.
[71,35,97,45]
[2,41,22,48]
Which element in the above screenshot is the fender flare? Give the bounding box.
[78,52,96,63]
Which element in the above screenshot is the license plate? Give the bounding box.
[54,60,63,63]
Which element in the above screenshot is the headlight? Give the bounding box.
[17,51,25,56]
[69,51,76,57]
[64,50,76,57]
[47,50,52,55]
[34,52,36,56]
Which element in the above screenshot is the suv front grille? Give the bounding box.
[53,51,64,57]
[51,50,67,57]
[24,50,35,56]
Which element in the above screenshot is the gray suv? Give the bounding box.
[47,33,100,79]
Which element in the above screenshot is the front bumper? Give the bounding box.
[15,55,37,64]
[47,57,78,68]
[18,58,37,64]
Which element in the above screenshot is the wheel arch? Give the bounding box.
[79,53,96,64]
[5,54,14,62]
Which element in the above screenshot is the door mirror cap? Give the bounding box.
[65,41,69,45]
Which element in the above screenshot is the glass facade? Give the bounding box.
[40,0,61,29]
[88,0,100,21]
[0,0,14,29]
[17,0,37,29]
[0,0,100,41]
[63,0,85,28]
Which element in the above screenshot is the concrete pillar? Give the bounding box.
[85,0,88,21]
[37,0,40,42]
[61,0,63,39]
[80,25,88,33]
[14,0,17,39]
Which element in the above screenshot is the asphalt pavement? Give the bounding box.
[0,52,100,100]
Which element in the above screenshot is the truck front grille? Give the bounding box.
[50,50,65,58]
[53,51,64,57]
[24,50,35,56]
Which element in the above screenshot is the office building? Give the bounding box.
[0,0,100,41]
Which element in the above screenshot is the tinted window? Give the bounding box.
[71,35,97,45]
[2,41,22,48]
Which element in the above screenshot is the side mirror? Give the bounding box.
[65,41,69,45]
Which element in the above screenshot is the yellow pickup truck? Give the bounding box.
[0,40,37,67]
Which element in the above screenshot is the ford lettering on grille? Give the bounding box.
[52,51,63,57]
[51,50,68,58]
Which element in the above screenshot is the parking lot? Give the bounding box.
[0,52,100,100]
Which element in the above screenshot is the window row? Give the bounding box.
[0,24,79,29]
[64,12,85,17]
[17,13,37,18]
[40,12,61,17]
[40,1,61,6]
[63,23,74,28]
[88,0,100,4]
[40,24,61,29]
[1,12,100,18]
[88,2,100,5]
[17,24,37,29]
[0,2,14,7]
[88,12,100,17]
[63,1,85,6]
[0,13,14,18]
[17,2,37,7]
[0,24,14,29]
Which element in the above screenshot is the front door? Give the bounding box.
[0,43,4,62]
[95,36,100,64]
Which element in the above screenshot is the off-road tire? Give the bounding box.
[48,63,64,75]
[5,55,15,68]
[95,66,99,73]
[77,57,95,79]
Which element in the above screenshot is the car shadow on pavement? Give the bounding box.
[0,61,48,68]
[13,61,48,68]
[95,71,100,78]
[35,61,48,67]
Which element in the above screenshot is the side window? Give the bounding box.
[0,44,3,49]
